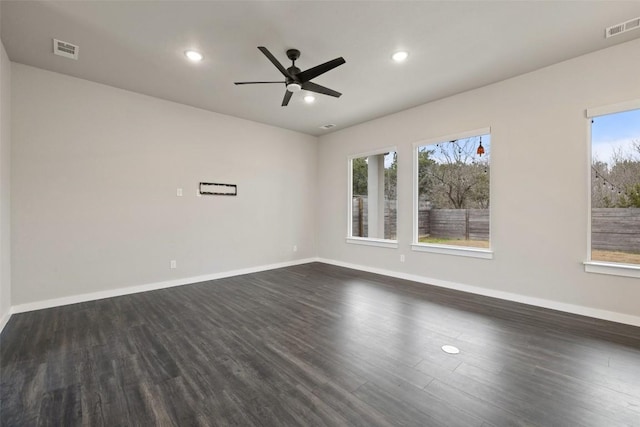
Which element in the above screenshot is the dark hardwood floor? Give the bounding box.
[1,262,640,426]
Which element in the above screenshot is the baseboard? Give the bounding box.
[11,257,317,315]
[0,306,14,334]
[7,256,640,329]
[316,258,640,328]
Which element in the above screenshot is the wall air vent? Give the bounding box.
[319,124,336,130]
[53,39,79,60]
[605,17,640,38]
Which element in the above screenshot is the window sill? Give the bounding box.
[411,243,493,259]
[584,261,640,279]
[346,237,399,249]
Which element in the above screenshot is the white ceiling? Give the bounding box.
[2,1,640,136]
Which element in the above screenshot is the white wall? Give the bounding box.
[0,41,11,325]
[317,38,640,319]
[7,38,640,323]
[11,64,317,305]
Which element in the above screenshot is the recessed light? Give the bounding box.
[392,51,409,62]
[185,50,204,62]
[304,95,316,104]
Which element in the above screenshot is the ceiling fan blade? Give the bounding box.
[301,81,342,98]
[258,46,292,78]
[297,57,346,83]
[282,90,293,106]
[234,81,285,85]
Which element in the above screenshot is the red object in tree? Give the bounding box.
[477,141,485,156]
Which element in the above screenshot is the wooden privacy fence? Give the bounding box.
[419,209,489,241]
[353,203,639,253]
[592,208,640,253]
[352,196,397,240]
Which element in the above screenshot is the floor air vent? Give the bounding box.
[605,17,640,38]
[53,39,79,60]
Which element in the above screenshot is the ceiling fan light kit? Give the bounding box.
[234,47,345,106]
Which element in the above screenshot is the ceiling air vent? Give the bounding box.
[605,17,640,38]
[319,124,336,130]
[53,39,79,60]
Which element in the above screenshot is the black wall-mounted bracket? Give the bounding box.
[199,182,237,196]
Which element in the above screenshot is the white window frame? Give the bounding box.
[411,127,493,260]
[584,99,640,279]
[346,146,399,248]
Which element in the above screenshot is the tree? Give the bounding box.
[592,139,640,208]
[352,157,368,196]
[417,148,436,201]
[419,137,490,209]
[619,183,640,208]
[384,152,398,200]
[352,153,398,199]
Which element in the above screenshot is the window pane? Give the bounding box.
[591,108,640,265]
[351,151,397,240]
[416,134,490,248]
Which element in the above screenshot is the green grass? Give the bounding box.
[592,250,640,265]
[419,237,640,265]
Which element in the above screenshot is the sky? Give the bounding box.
[419,134,491,164]
[591,108,640,164]
[379,110,636,168]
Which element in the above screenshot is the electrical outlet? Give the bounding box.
[177,188,183,197]
[400,254,405,262]
[293,245,298,252]
[170,260,177,269]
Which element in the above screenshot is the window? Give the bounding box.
[412,128,492,258]
[347,149,397,247]
[587,102,640,275]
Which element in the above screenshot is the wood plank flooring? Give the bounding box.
[1,262,640,426]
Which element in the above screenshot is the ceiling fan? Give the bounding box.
[234,47,346,106]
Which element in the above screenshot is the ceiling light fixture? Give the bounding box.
[303,95,316,104]
[392,51,409,62]
[286,83,302,92]
[185,50,204,62]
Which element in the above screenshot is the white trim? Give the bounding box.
[412,127,491,149]
[586,100,640,269]
[586,116,593,263]
[411,243,493,259]
[411,127,493,250]
[584,261,640,279]
[0,306,14,334]
[10,258,317,314]
[5,258,640,332]
[346,237,399,249]
[348,145,398,161]
[347,156,353,238]
[586,99,640,118]
[316,257,640,327]
[411,142,420,247]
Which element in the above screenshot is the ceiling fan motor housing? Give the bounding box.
[286,66,301,82]
[285,57,302,91]
[286,49,301,61]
